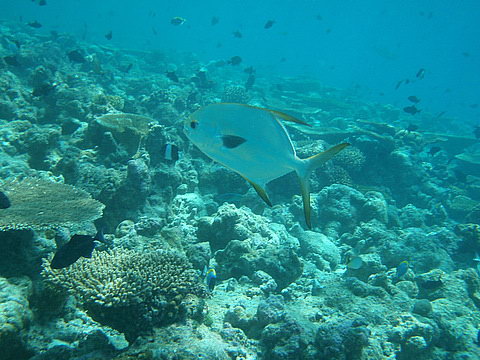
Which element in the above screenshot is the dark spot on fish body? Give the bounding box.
[222,135,247,149]
[190,120,198,129]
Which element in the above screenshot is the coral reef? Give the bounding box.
[42,248,205,340]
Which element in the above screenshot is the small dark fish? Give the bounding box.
[428,146,441,156]
[0,191,11,209]
[406,123,419,132]
[454,169,467,183]
[245,73,255,90]
[462,52,470,57]
[396,261,409,278]
[152,27,158,36]
[470,104,479,109]
[227,56,242,66]
[395,80,403,90]
[408,95,420,103]
[67,50,86,63]
[162,144,179,161]
[264,20,275,29]
[122,63,133,73]
[38,0,47,5]
[50,230,103,269]
[105,30,112,40]
[165,70,179,82]
[204,268,217,291]
[32,82,58,97]
[171,17,186,26]
[474,126,480,139]
[416,68,425,79]
[233,30,243,38]
[27,21,42,28]
[403,105,421,115]
[3,55,20,67]
[211,16,219,26]
[244,66,255,74]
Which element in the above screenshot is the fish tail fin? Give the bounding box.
[296,143,350,228]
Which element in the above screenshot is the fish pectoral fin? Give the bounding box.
[242,176,272,206]
[222,135,247,149]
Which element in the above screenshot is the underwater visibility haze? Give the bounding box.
[0,0,480,359]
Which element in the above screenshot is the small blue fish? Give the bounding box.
[396,261,409,279]
[204,268,217,291]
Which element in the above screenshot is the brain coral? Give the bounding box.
[0,177,104,231]
[42,248,205,340]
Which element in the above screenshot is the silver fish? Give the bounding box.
[184,103,349,228]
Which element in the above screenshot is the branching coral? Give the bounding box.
[42,248,205,340]
[0,177,104,231]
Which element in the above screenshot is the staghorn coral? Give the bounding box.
[42,248,205,340]
[0,177,104,231]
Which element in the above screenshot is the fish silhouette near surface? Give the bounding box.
[184,103,349,228]
[50,230,104,269]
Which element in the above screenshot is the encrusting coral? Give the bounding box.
[0,177,104,231]
[41,248,206,340]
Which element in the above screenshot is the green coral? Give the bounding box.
[0,177,104,231]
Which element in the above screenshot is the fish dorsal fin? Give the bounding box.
[265,108,312,127]
[225,103,311,127]
[241,175,272,206]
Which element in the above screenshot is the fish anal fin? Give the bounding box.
[241,176,272,206]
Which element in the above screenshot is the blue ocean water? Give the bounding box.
[3,0,480,124]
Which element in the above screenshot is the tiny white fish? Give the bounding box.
[184,103,349,228]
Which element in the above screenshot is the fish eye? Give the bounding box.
[190,120,198,129]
